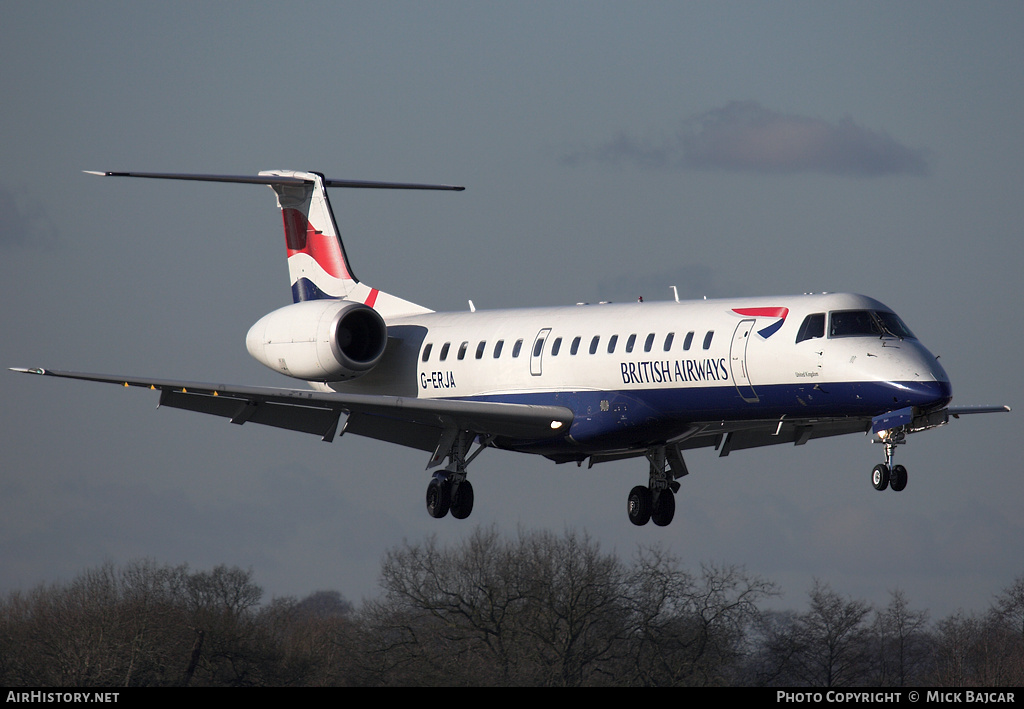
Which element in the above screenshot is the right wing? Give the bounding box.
[10,368,573,454]
[585,403,1010,468]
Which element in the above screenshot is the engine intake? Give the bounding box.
[246,300,387,381]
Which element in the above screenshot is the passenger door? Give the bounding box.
[730,319,759,403]
[530,328,551,376]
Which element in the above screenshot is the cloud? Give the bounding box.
[0,184,58,247]
[563,101,929,177]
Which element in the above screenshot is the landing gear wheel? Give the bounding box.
[627,485,652,526]
[450,480,475,519]
[872,464,890,491]
[651,490,676,527]
[426,477,451,518]
[889,464,908,492]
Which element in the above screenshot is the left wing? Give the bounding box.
[9,368,574,452]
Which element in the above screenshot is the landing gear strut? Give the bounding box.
[627,445,685,526]
[424,430,489,520]
[872,429,908,492]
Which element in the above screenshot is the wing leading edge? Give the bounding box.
[10,367,573,452]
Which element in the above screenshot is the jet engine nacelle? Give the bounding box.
[246,300,388,382]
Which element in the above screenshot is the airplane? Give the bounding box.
[12,170,1011,526]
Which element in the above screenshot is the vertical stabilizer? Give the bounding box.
[259,170,355,302]
[259,170,436,318]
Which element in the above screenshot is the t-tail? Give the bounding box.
[86,170,464,318]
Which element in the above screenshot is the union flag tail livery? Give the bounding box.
[262,170,354,302]
[13,169,1009,527]
[260,169,433,318]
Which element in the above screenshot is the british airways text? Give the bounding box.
[620,358,729,385]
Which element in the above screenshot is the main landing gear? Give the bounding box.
[627,445,687,527]
[424,430,490,520]
[871,428,908,492]
[426,474,475,519]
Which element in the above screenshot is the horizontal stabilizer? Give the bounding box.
[85,171,465,191]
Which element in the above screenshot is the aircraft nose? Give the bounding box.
[891,378,953,410]
[890,341,953,410]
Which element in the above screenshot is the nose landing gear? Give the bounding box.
[871,428,908,492]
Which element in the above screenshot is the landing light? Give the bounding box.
[551,421,564,430]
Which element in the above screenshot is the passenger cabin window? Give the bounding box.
[702,331,714,349]
[476,341,486,359]
[589,336,600,355]
[683,331,694,350]
[570,336,581,355]
[533,338,545,357]
[607,335,618,353]
[552,337,562,356]
[644,333,655,352]
[796,313,825,343]
[440,342,450,361]
[421,343,432,362]
[493,340,504,358]
[458,342,468,360]
[663,332,675,351]
[512,339,523,357]
[626,334,636,353]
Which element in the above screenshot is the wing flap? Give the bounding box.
[342,412,441,451]
[717,418,871,456]
[12,367,572,448]
[158,389,343,440]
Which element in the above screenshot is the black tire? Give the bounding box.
[627,485,652,526]
[890,464,908,492]
[450,480,475,519]
[651,490,676,527]
[426,477,451,518]
[872,464,890,491]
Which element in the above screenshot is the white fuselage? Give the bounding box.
[314,292,952,456]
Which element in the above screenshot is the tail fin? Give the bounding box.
[87,170,463,318]
[259,170,362,304]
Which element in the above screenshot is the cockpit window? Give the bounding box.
[874,311,916,339]
[796,313,825,343]
[829,310,916,339]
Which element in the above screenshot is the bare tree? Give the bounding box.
[992,576,1024,641]
[764,579,873,687]
[173,564,273,686]
[870,589,931,686]
[627,547,776,686]
[367,527,629,686]
[368,527,534,685]
[516,529,629,686]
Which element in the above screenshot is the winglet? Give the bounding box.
[9,367,46,375]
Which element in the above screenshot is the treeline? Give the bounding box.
[1,528,1022,687]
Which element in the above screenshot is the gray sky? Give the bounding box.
[2,2,1021,618]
